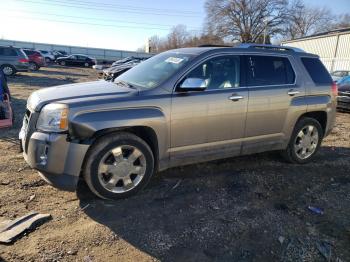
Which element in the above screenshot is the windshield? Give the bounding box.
[115,52,194,89]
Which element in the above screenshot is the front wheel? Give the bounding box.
[84,62,90,67]
[83,132,155,200]
[281,117,323,164]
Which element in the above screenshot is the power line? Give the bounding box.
[14,0,203,17]
[33,0,202,15]
[3,9,202,30]
[5,15,202,32]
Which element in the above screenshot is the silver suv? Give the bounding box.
[0,46,29,76]
[20,44,337,200]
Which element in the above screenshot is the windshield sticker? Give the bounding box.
[165,57,184,64]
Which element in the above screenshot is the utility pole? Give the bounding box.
[263,19,268,44]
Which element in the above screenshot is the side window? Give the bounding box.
[180,56,240,90]
[246,56,295,86]
[301,57,332,85]
[2,48,17,56]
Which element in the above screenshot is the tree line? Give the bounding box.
[141,0,350,52]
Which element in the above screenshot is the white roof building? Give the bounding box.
[282,28,350,72]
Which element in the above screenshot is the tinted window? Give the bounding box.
[24,50,35,55]
[181,56,240,89]
[301,57,332,84]
[246,56,295,86]
[0,47,17,56]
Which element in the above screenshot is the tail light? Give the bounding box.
[331,82,338,96]
[18,58,29,63]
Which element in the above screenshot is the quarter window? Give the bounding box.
[246,56,295,86]
[180,56,240,90]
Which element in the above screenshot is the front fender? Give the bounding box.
[69,107,168,163]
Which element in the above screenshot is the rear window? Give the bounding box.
[301,57,332,84]
[246,55,295,86]
[24,50,35,55]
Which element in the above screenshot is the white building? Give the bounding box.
[282,28,350,72]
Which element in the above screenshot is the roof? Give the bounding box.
[283,27,350,43]
[167,44,317,57]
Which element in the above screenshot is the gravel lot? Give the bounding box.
[0,66,349,262]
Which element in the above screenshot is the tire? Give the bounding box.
[84,62,90,67]
[83,132,155,200]
[281,117,323,164]
[60,61,66,66]
[29,62,39,71]
[1,65,16,76]
[45,57,51,63]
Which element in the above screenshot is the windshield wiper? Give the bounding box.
[114,80,137,89]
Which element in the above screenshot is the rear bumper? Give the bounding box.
[22,132,89,191]
[15,63,29,72]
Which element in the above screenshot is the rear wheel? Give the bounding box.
[60,61,66,66]
[83,132,155,200]
[1,65,16,76]
[281,117,323,164]
[29,62,39,71]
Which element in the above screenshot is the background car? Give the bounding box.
[39,50,55,63]
[331,70,350,82]
[0,70,13,128]
[56,54,96,67]
[0,46,29,76]
[52,50,68,60]
[103,56,149,80]
[23,49,46,71]
[337,75,350,111]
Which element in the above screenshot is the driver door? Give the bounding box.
[170,55,248,166]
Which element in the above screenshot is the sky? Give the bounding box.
[0,0,349,51]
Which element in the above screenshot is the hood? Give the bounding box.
[28,80,137,111]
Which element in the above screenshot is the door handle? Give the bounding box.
[287,89,300,96]
[229,95,244,101]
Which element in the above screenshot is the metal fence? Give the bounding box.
[0,39,152,62]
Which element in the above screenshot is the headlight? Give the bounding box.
[27,92,41,111]
[36,103,69,132]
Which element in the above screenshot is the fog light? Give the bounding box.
[39,154,47,166]
[39,146,48,166]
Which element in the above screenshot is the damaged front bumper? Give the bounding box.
[21,132,89,191]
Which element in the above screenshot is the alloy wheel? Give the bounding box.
[2,66,13,76]
[97,145,146,193]
[294,125,319,160]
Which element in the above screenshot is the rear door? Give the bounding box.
[242,54,304,154]
[170,55,248,165]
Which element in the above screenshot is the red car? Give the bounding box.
[23,49,46,71]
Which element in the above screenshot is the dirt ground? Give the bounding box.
[0,66,349,262]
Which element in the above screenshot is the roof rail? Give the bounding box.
[198,44,232,48]
[238,43,305,52]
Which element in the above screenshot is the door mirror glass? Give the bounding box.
[180,78,207,90]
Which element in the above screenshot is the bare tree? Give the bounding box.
[205,0,289,43]
[333,14,350,29]
[284,0,333,39]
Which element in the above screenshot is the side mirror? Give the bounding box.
[179,78,207,91]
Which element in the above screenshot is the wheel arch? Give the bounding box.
[296,111,327,135]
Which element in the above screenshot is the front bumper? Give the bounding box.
[22,132,89,191]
